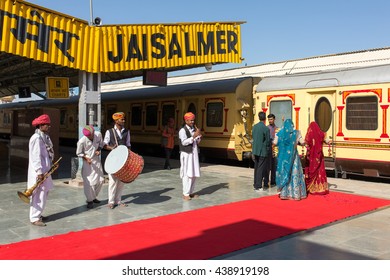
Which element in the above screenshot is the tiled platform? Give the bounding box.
[1,144,390,260]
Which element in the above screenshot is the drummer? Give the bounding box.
[103,112,131,209]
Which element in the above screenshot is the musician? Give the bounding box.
[76,125,105,209]
[178,112,202,201]
[28,114,54,226]
[103,112,131,209]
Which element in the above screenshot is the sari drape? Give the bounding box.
[275,119,307,200]
[304,121,329,195]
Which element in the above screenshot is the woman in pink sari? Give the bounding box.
[304,122,330,195]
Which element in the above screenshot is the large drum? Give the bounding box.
[104,145,144,183]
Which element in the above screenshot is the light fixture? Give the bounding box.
[94,17,102,26]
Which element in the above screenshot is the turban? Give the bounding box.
[183,112,195,121]
[32,114,51,127]
[112,112,125,120]
[82,125,94,137]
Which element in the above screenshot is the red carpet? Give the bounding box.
[1,192,389,260]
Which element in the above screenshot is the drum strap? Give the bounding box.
[112,128,119,147]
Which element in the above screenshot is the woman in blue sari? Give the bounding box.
[274,119,307,200]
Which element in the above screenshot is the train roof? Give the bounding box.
[0,77,254,109]
[101,77,255,101]
[256,64,390,92]
[102,47,390,89]
[0,96,78,109]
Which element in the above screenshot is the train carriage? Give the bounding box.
[0,77,259,162]
[99,77,259,161]
[255,64,390,178]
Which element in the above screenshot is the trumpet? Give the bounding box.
[17,157,62,204]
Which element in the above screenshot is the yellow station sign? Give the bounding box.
[0,0,244,73]
[45,77,69,99]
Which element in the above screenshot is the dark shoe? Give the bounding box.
[87,202,94,209]
[32,220,46,227]
[93,199,101,203]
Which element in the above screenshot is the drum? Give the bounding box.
[104,145,144,183]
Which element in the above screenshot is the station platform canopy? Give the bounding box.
[0,0,244,98]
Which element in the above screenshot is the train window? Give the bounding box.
[60,109,67,127]
[162,104,175,125]
[206,102,223,127]
[314,97,332,132]
[131,105,142,126]
[346,96,378,130]
[187,103,197,116]
[269,100,292,128]
[145,104,158,126]
[3,111,11,125]
[106,105,117,127]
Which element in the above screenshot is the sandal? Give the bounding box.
[108,204,114,209]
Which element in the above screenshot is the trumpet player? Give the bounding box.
[28,114,54,227]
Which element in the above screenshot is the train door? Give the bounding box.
[311,93,336,172]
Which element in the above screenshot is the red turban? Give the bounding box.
[112,112,125,120]
[32,114,51,127]
[82,125,94,137]
[183,112,195,121]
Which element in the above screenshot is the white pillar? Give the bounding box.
[69,71,101,186]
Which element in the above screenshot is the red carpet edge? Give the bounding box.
[1,192,389,260]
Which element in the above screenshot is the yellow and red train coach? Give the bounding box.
[255,64,390,178]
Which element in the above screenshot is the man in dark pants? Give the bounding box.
[252,112,270,191]
[266,114,278,188]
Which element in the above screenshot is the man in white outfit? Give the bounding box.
[28,114,54,226]
[103,112,131,209]
[178,112,202,201]
[76,125,105,209]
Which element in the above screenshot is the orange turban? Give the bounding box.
[183,112,195,121]
[112,112,125,120]
[32,114,51,127]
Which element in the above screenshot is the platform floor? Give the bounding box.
[1,145,390,260]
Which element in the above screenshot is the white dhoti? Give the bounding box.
[108,174,124,204]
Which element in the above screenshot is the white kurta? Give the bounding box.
[76,131,104,202]
[103,127,130,205]
[28,132,54,223]
[179,125,201,196]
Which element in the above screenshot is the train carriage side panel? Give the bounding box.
[255,64,390,178]
[98,77,257,160]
